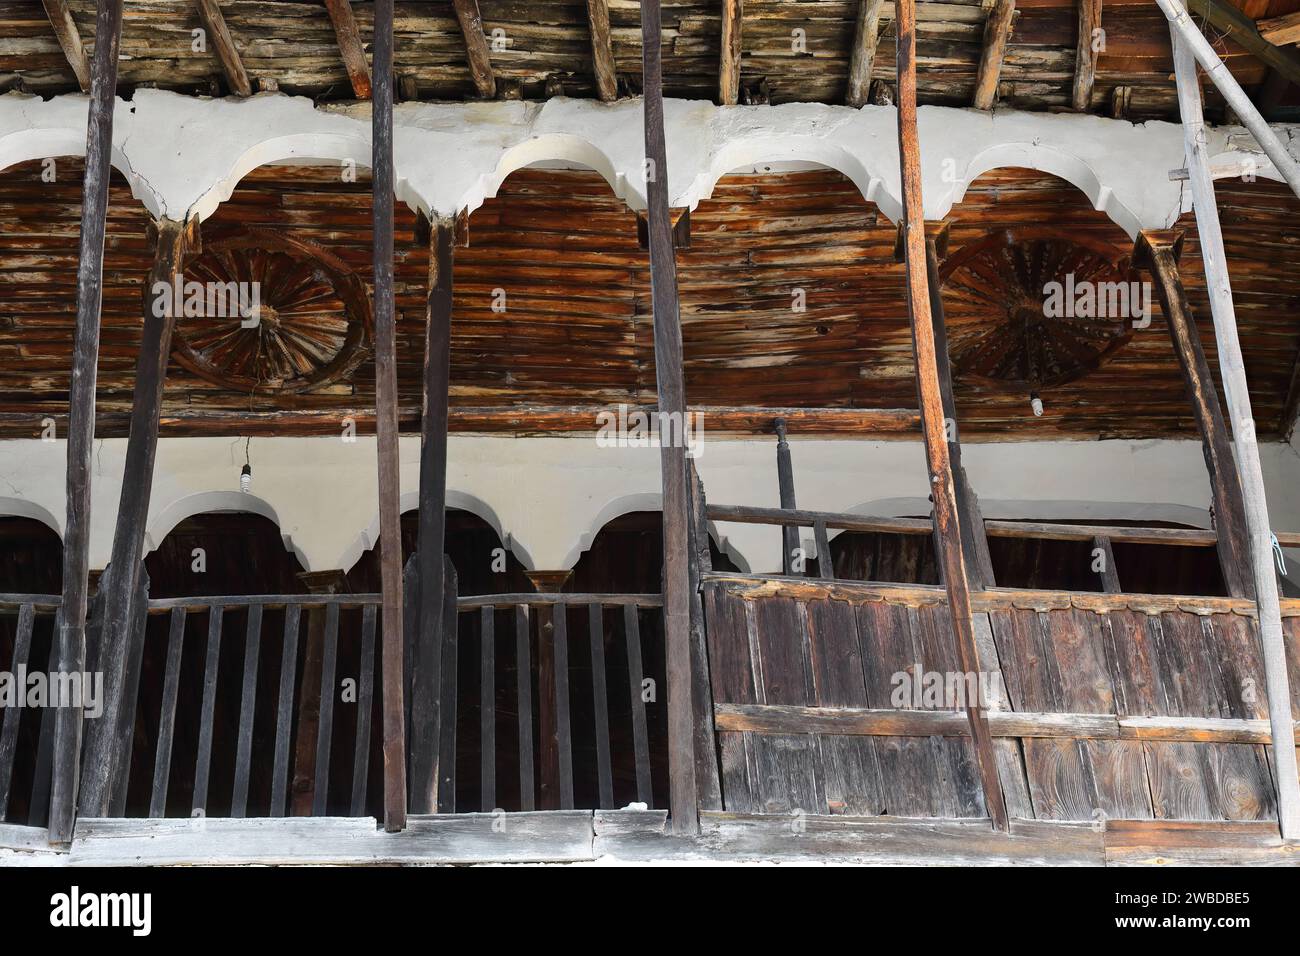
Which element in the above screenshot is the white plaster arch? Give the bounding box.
[556,491,753,573]
[0,129,163,218]
[463,132,631,218]
[946,142,1137,238]
[337,487,537,575]
[144,490,307,571]
[0,496,62,538]
[684,135,897,222]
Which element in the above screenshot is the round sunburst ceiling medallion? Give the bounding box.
[938,230,1138,390]
[170,228,372,393]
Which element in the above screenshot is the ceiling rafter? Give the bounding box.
[451,0,497,99]
[719,0,742,106]
[323,0,373,100]
[192,0,252,97]
[39,0,90,92]
[973,0,1016,110]
[846,0,884,109]
[586,0,617,101]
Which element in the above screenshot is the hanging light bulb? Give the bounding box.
[240,463,252,493]
[1029,392,1044,417]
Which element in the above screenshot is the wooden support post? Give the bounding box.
[1156,0,1300,198]
[846,0,884,108]
[973,0,1016,111]
[323,0,372,99]
[452,0,497,99]
[372,0,407,832]
[193,0,252,96]
[641,0,700,836]
[895,0,1008,831]
[525,570,572,810]
[586,0,617,102]
[1134,230,1255,600]
[1072,0,1101,111]
[774,418,801,575]
[1169,28,1300,839]
[79,217,195,818]
[50,0,125,846]
[1092,535,1120,593]
[40,0,90,92]
[719,0,743,106]
[409,218,455,814]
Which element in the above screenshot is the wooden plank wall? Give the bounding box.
[706,582,1289,822]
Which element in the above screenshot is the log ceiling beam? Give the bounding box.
[452,0,497,99]
[973,0,1016,110]
[1258,12,1300,47]
[39,0,90,92]
[322,0,372,100]
[719,0,743,105]
[1072,0,1101,111]
[846,0,883,108]
[586,0,617,101]
[1194,0,1300,88]
[192,0,252,97]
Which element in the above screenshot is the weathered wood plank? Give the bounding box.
[192,605,223,815]
[452,0,496,98]
[0,604,34,819]
[846,0,884,108]
[623,603,653,805]
[1072,0,1101,111]
[312,603,340,816]
[515,604,535,811]
[372,0,407,833]
[587,603,614,809]
[479,605,495,812]
[552,604,574,810]
[719,0,742,106]
[586,0,617,101]
[39,0,89,92]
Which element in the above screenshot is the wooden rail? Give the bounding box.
[452,597,660,814]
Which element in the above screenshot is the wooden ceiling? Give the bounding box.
[1,156,1298,440]
[3,0,1300,121]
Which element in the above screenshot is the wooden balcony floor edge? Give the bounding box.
[1,813,1296,867]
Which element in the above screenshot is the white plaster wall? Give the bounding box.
[1,435,1297,576]
[2,90,1297,234]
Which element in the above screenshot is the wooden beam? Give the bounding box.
[586,0,617,101]
[1169,27,1300,840]
[846,0,884,108]
[322,0,372,100]
[1259,12,1300,46]
[50,0,126,846]
[1072,0,1101,111]
[1134,230,1255,600]
[524,570,571,810]
[78,218,194,819]
[973,0,1015,110]
[452,0,497,99]
[192,0,252,97]
[641,0,700,837]
[40,0,90,92]
[1189,0,1300,89]
[895,0,1008,832]
[719,0,743,105]
[371,0,407,833]
[408,219,454,815]
[1157,0,1300,197]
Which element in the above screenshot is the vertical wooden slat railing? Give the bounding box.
[230,603,263,817]
[350,605,377,816]
[192,606,223,815]
[515,605,535,811]
[552,604,575,810]
[588,603,615,809]
[269,605,301,817]
[622,603,654,805]
[148,608,185,817]
[312,603,341,816]
[0,603,37,820]
[479,605,495,812]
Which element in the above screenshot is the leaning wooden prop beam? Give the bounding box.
[79,218,196,818]
[894,0,1008,831]
[1168,28,1300,839]
[49,0,126,846]
[641,0,701,836]
[372,0,408,832]
[1155,0,1300,199]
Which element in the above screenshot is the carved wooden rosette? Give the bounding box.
[939,229,1136,390]
[171,228,372,393]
